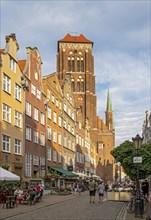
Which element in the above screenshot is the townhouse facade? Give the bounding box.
[61,74,76,172]
[19,47,46,179]
[42,73,63,168]
[75,113,85,174]
[0,34,25,176]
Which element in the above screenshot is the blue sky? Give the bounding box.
[1,0,150,146]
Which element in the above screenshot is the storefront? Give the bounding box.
[45,166,79,188]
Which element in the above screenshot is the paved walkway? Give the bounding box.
[125,201,151,220]
[0,192,79,219]
[0,191,150,220]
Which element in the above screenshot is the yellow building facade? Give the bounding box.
[0,34,25,176]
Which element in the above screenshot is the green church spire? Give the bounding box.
[106,87,114,129]
[106,87,112,112]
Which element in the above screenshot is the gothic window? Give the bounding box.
[81,82,84,92]
[77,58,80,72]
[81,58,84,72]
[71,57,74,72]
[72,81,75,92]
[68,57,71,72]
[77,82,80,92]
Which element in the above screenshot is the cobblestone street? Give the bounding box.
[0,192,126,220]
[0,191,150,220]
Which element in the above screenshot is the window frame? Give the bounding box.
[3,73,11,94]
[14,139,21,155]
[2,134,11,152]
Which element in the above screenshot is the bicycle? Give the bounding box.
[127,189,148,213]
[127,189,136,213]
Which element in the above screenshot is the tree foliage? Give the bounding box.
[111,141,151,181]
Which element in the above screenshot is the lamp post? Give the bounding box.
[132,134,143,218]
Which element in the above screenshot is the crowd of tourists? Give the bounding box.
[0,183,43,207]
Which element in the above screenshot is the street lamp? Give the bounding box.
[132,133,143,218]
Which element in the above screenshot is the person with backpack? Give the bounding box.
[89,179,97,203]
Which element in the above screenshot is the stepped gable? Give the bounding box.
[58,33,93,44]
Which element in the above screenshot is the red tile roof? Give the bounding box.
[58,33,93,44]
[0,49,4,53]
[18,60,26,71]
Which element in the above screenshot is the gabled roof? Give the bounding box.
[18,60,26,71]
[58,33,93,44]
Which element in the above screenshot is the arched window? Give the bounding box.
[68,57,71,72]
[81,59,84,72]
[71,82,75,92]
[77,58,80,72]
[71,57,74,72]
[77,82,80,92]
[81,82,84,92]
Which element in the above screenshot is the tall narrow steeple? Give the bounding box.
[106,87,114,130]
[106,88,112,112]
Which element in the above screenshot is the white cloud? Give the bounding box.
[95,51,150,146]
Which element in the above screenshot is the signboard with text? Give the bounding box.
[133,156,142,164]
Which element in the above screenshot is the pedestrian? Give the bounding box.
[141,179,149,200]
[77,182,82,195]
[73,182,77,194]
[89,179,97,203]
[98,181,105,203]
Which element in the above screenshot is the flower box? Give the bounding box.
[119,192,132,201]
[107,191,120,201]
[107,191,132,201]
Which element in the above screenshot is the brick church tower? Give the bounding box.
[57,33,97,129]
[57,34,115,182]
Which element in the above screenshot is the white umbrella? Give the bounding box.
[0,167,20,181]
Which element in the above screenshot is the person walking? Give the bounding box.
[98,181,105,203]
[77,182,82,195]
[89,179,97,203]
[73,182,77,194]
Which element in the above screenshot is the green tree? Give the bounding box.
[111,141,151,181]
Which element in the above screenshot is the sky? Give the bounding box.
[1,0,150,146]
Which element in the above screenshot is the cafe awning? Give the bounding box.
[72,171,88,178]
[48,166,79,177]
[0,167,20,181]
